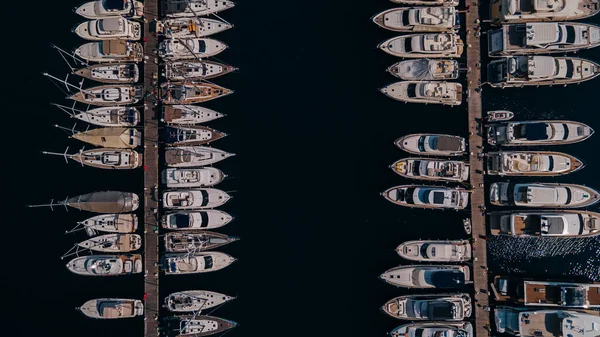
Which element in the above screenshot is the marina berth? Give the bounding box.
[162,252,236,275]
[162,105,225,125]
[490,0,600,25]
[43,148,142,169]
[78,233,142,252]
[387,59,459,81]
[79,298,143,319]
[161,82,233,105]
[396,239,472,262]
[487,56,600,87]
[378,33,464,58]
[162,167,226,188]
[486,151,584,176]
[70,84,143,106]
[74,63,139,84]
[165,146,235,167]
[78,214,138,234]
[159,38,228,60]
[396,133,466,156]
[390,322,473,337]
[159,18,233,38]
[73,18,141,41]
[383,185,470,209]
[382,294,472,321]
[164,231,239,252]
[75,41,144,63]
[162,0,235,18]
[75,0,144,20]
[494,306,600,336]
[71,127,142,149]
[487,22,600,56]
[162,210,233,231]
[380,81,462,105]
[372,7,459,32]
[489,182,600,208]
[66,254,142,276]
[487,120,594,146]
[390,0,459,5]
[162,188,231,210]
[489,210,600,237]
[391,158,469,182]
[164,125,227,146]
[164,290,235,313]
[175,315,238,337]
[380,264,471,289]
[165,61,237,81]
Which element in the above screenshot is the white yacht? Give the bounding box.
[165,146,234,167]
[162,189,231,209]
[494,307,600,336]
[382,294,472,321]
[67,106,140,127]
[162,168,226,188]
[74,18,141,41]
[391,158,469,182]
[490,182,600,208]
[388,59,459,80]
[66,254,142,276]
[383,185,469,210]
[79,298,143,319]
[162,210,233,231]
[396,133,466,156]
[164,290,235,312]
[70,85,142,106]
[78,214,138,234]
[75,41,143,63]
[493,277,600,308]
[165,60,236,81]
[162,105,225,125]
[487,56,600,87]
[162,0,235,18]
[163,252,235,275]
[488,22,600,56]
[379,33,464,58]
[159,17,233,38]
[490,0,600,24]
[373,7,458,32]
[159,38,227,60]
[390,0,459,5]
[489,210,600,237]
[396,240,472,262]
[44,148,142,170]
[390,322,473,337]
[78,233,142,253]
[486,151,584,176]
[380,265,471,288]
[487,120,594,146]
[381,81,462,105]
[165,231,239,252]
[75,0,144,19]
[74,63,138,84]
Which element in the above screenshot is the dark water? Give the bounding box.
[6,0,600,336]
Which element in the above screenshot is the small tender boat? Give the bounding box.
[383,185,469,210]
[397,239,472,262]
[78,233,142,252]
[165,146,234,167]
[489,210,600,237]
[71,127,142,149]
[164,231,239,252]
[163,167,226,188]
[73,17,141,41]
[75,0,144,20]
[74,63,139,84]
[162,252,236,275]
[162,210,233,230]
[395,133,466,156]
[75,41,144,63]
[162,105,225,125]
[162,189,231,209]
[373,7,458,32]
[463,218,472,235]
[165,126,227,146]
[390,0,459,5]
[382,294,472,320]
[487,120,594,146]
[66,106,140,127]
[70,85,142,106]
[490,0,600,25]
[388,59,459,80]
[175,315,238,337]
[391,158,469,182]
[78,214,138,233]
[486,151,584,176]
[390,322,473,337]
[487,110,514,122]
[79,298,143,319]
[165,60,236,81]
[380,264,471,289]
[162,0,235,18]
[381,81,462,105]
[164,290,235,312]
[379,33,464,58]
[66,254,142,276]
[161,82,233,105]
[159,38,228,60]
[159,17,233,38]
[490,182,600,208]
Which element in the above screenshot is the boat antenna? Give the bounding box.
[41,146,71,164]
[27,197,70,211]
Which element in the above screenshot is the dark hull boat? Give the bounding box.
[165,126,227,146]
[173,315,237,337]
[164,231,239,252]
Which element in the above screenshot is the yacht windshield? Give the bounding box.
[104,0,128,10]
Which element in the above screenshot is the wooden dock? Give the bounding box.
[143,0,160,336]
[465,2,491,337]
